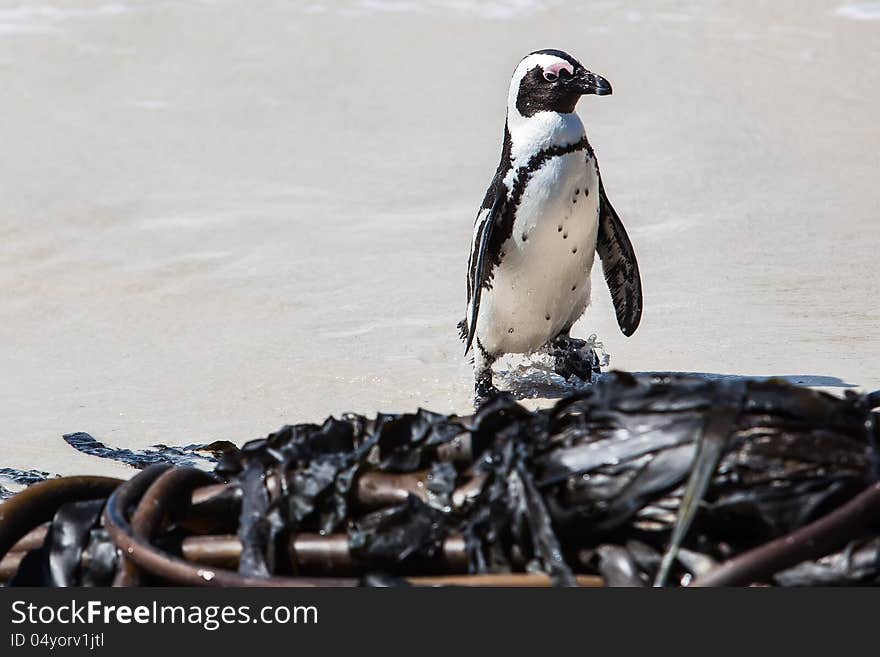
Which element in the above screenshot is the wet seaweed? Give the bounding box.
[0,468,55,501]
[3,372,880,587]
[11,499,105,586]
[208,373,879,585]
[63,432,236,471]
[774,537,880,586]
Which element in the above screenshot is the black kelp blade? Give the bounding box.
[64,432,235,470]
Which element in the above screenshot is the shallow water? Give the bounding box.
[1,0,879,477]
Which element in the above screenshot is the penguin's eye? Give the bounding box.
[543,71,558,82]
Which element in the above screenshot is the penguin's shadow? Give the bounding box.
[498,368,858,402]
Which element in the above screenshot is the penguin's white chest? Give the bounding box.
[478,150,599,355]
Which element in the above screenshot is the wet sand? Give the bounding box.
[1,1,879,478]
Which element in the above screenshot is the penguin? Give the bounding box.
[460,49,643,401]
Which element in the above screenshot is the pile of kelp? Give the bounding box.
[2,372,879,587]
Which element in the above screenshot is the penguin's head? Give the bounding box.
[509,49,612,118]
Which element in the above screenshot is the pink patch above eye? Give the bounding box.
[543,61,574,77]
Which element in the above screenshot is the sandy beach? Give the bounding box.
[1,0,879,479]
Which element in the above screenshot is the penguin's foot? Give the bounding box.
[550,335,601,382]
[474,374,500,407]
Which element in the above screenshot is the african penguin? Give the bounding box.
[460,49,643,401]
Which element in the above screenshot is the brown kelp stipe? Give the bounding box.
[114,465,217,586]
[103,465,358,587]
[2,373,879,586]
[692,482,880,587]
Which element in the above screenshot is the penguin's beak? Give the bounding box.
[575,69,612,96]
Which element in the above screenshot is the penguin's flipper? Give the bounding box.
[464,190,504,355]
[596,177,643,336]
